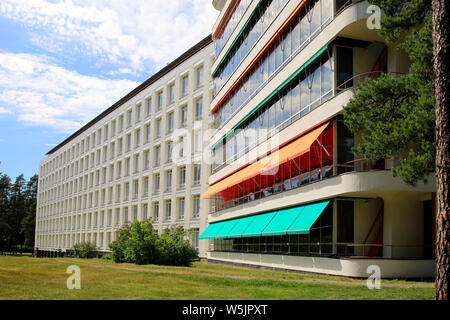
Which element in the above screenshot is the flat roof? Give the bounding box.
[46,34,213,156]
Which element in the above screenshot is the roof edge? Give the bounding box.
[46,34,213,156]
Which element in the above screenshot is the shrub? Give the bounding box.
[156,226,198,267]
[109,223,131,263]
[72,241,98,259]
[109,220,198,266]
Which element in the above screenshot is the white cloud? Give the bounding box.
[0,52,140,133]
[0,0,218,75]
[0,106,13,115]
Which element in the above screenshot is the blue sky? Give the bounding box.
[0,0,218,180]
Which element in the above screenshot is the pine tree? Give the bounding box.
[343,0,449,300]
[432,0,450,301]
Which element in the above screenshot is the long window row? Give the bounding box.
[40,66,205,178]
[212,48,334,172]
[213,0,335,131]
[39,95,205,193]
[215,0,252,58]
[37,225,201,251]
[213,201,333,256]
[214,0,291,94]
[37,196,202,236]
[38,163,202,215]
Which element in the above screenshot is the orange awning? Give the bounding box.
[201,122,330,200]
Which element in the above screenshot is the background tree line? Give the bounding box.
[0,170,38,253]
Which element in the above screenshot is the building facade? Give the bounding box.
[35,36,215,258]
[200,0,436,278]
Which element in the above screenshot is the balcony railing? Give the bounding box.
[210,158,388,215]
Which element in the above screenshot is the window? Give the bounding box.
[136,104,141,123]
[124,182,130,201]
[192,195,200,218]
[145,124,151,143]
[108,186,113,204]
[157,92,163,110]
[116,161,122,178]
[166,170,172,191]
[118,138,123,155]
[125,158,130,176]
[109,164,114,181]
[104,124,109,141]
[167,141,173,163]
[178,197,185,220]
[195,98,203,120]
[111,120,116,137]
[196,65,204,88]
[123,207,129,223]
[154,146,161,166]
[181,75,189,96]
[133,180,139,199]
[146,98,152,116]
[154,173,160,193]
[191,228,199,249]
[193,165,201,185]
[180,106,187,127]
[165,200,172,221]
[337,47,353,90]
[144,150,150,170]
[194,131,202,153]
[126,134,132,152]
[153,202,159,221]
[142,204,148,220]
[134,154,140,173]
[115,208,120,225]
[135,129,141,147]
[132,206,138,221]
[167,112,174,132]
[110,142,115,159]
[102,167,107,184]
[168,83,175,103]
[179,166,186,187]
[156,118,162,138]
[143,177,149,196]
[178,137,185,158]
[119,115,124,132]
[127,109,132,127]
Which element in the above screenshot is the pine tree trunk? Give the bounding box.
[432,0,450,301]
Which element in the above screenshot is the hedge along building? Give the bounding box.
[200,0,436,278]
[35,35,215,258]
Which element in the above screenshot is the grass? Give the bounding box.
[0,255,434,300]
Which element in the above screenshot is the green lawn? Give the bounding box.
[0,255,434,300]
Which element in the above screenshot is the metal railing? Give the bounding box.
[335,243,432,259]
[210,158,388,215]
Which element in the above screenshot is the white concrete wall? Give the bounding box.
[208,251,435,278]
[35,42,215,257]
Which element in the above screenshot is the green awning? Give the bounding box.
[261,206,306,237]
[225,215,256,238]
[198,201,330,240]
[199,222,224,239]
[240,211,277,237]
[211,219,239,239]
[287,201,330,235]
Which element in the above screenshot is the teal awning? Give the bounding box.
[239,211,277,238]
[212,219,239,239]
[199,222,224,239]
[225,215,256,238]
[287,201,330,235]
[261,206,306,237]
[198,201,330,240]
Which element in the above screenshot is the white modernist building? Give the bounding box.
[35,36,215,258]
[200,0,436,278]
